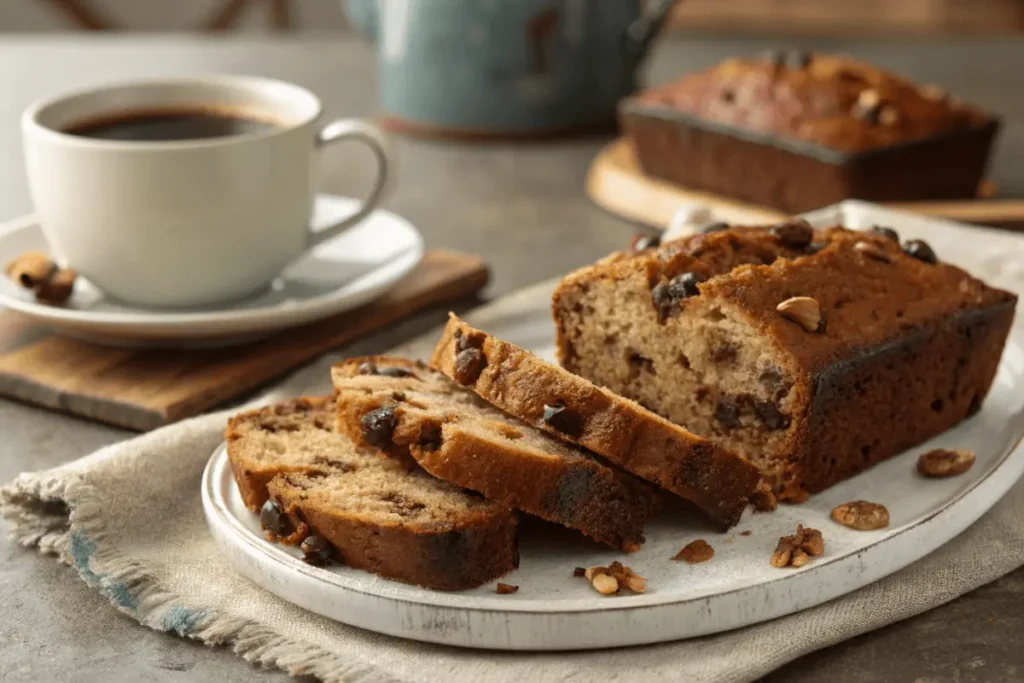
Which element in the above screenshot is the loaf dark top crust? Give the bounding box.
[630,52,990,153]
[431,315,760,528]
[227,396,518,591]
[621,51,998,213]
[553,222,1016,501]
[331,356,655,551]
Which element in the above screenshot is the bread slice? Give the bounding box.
[331,357,656,552]
[226,396,518,590]
[430,315,761,528]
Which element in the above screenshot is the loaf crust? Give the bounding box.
[621,52,998,212]
[227,396,518,590]
[332,356,655,551]
[430,316,760,528]
[553,223,1016,501]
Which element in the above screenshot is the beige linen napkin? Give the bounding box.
[3,217,1024,683]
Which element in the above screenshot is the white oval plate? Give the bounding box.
[202,336,1024,651]
[0,195,424,347]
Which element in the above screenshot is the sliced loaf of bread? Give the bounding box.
[430,315,760,528]
[226,396,518,590]
[332,357,656,552]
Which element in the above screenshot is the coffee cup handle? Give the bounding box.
[308,118,394,247]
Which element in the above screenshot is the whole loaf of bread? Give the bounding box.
[553,221,1016,501]
[620,51,999,212]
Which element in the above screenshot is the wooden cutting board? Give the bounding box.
[0,249,487,431]
[587,137,1024,230]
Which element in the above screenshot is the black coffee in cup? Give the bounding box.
[63,108,278,141]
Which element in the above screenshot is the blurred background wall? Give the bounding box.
[2,0,1022,34]
[0,0,348,32]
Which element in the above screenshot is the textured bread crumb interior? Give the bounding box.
[336,363,597,468]
[558,273,797,488]
[230,398,502,529]
[272,467,498,528]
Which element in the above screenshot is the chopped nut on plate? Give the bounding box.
[591,572,619,595]
[572,566,586,578]
[832,501,890,530]
[495,583,519,595]
[583,562,646,596]
[917,448,976,477]
[771,524,825,568]
[673,539,715,563]
[624,574,646,593]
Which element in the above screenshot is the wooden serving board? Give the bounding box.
[0,250,488,431]
[587,137,1024,230]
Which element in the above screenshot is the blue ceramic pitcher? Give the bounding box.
[343,0,679,137]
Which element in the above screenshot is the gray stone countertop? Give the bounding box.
[1,34,1022,682]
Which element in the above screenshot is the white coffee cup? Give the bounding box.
[22,75,393,308]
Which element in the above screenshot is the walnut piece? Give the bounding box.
[831,500,890,531]
[770,537,793,568]
[591,573,619,595]
[776,296,824,333]
[917,449,976,477]
[673,539,715,563]
[583,562,646,596]
[854,241,893,263]
[770,524,825,568]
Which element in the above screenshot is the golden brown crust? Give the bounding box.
[630,53,989,153]
[552,223,1017,501]
[332,356,654,551]
[431,316,759,528]
[621,52,998,213]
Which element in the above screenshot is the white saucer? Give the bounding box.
[0,195,424,347]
